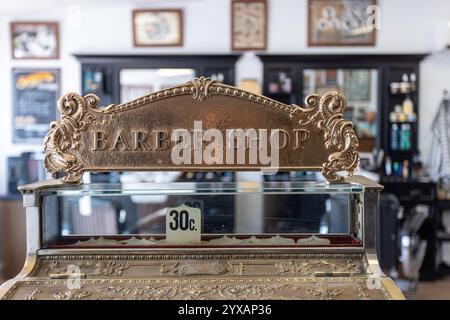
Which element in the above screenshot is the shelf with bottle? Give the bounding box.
[389,72,417,95]
[383,155,411,178]
[389,94,417,122]
[267,71,294,95]
[389,122,414,152]
[82,67,115,105]
[381,152,424,182]
[388,88,417,155]
[83,68,107,93]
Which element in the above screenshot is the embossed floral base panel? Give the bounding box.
[30,253,366,278]
[0,253,403,300]
[3,278,394,300]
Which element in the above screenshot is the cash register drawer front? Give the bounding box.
[0,253,404,300]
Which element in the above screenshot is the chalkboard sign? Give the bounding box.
[12,69,60,143]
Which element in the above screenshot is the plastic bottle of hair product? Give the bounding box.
[391,124,399,150]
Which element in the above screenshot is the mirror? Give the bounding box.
[120,68,196,103]
[303,68,378,152]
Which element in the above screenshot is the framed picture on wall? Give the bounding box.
[10,22,59,59]
[133,9,183,47]
[12,69,60,143]
[308,0,377,46]
[231,0,267,51]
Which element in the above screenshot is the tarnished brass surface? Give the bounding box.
[43,77,359,183]
[0,252,401,300]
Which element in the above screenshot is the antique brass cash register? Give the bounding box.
[0,77,404,300]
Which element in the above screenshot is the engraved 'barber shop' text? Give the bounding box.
[91,121,310,169]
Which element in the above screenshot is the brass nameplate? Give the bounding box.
[44,77,359,183]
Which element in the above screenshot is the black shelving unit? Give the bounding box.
[258,54,427,170]
[383,66,420,178]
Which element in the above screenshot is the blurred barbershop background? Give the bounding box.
[1,0,450,299]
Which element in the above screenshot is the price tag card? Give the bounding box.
[165,204,201,245]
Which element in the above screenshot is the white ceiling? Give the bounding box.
[0,0,198,16]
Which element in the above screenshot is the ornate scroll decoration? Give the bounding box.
[52,261,129,277]
[24,289,41,300]
[275,259,362,276]
[300,92,360,182]
[189,76,216,101]
[356,285,370,298]
[42,260,130,278]
[43,93,106,183]
[42,78,359,183]
[306,283,342,300]
[54,290,91,300]
[77,261,130,277]
[96,283,291,300]
[159,261,244,276]
[97,284,178,300]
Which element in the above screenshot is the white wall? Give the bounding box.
[1,0,450,193]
